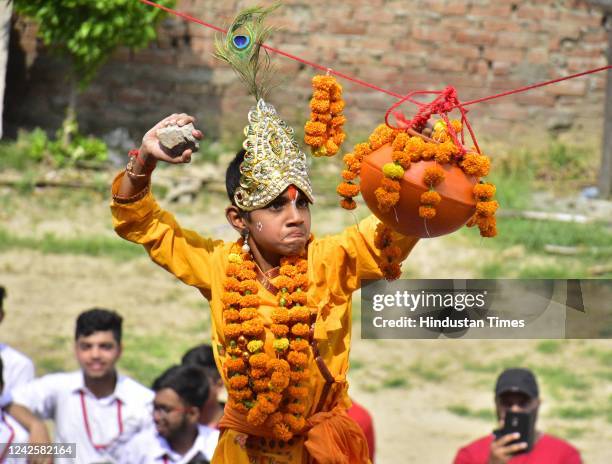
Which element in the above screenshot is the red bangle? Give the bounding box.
[128,149,145,166]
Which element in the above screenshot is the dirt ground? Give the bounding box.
[1,184,611,463]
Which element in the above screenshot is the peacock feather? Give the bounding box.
[214,3,281,101]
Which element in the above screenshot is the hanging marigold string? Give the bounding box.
[305,75,346,157]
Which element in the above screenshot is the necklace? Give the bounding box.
[79,391,123,450]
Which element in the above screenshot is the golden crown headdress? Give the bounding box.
[214,4,313,210]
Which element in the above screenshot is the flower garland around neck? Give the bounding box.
[222,238,313,442]
[336,119,498,280]
[304,75,346,157]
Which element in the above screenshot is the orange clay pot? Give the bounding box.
[360,143,478,238]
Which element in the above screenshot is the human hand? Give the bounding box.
[26,421,53,464]
[139,113,203,169]
[488,431,528,464]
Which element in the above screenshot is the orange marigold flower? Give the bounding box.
[325,139,339,156]
[229,388,253,401]
[289,370,309,383]
[271,324,289,337]
[461,153,490,177]
[312,75,336,91]
[375,188,400,212]
[337,182,360,198]
[341,170,357,181]
[341,198,357,210]
[249,352,269,369]
[261,391,283,406]
[383,245,402,260]
[224,309,241,323]
[273,422,293,442]
[305,121,327,137]
[477,216,496,232]
[312,89,329,100]
[280,264,298,278]
[330,82,343,99]
[259,396,277,414]
[304,134,325,148]
[222,292,241,308]
[329,100,345,115]
[331,115,346,127]
[290,339,310,352]
[420,191,441,206]
[229,399,249,414]
[247,404,268,426]
[252,369,269,381]
[353,143,372,160]
[225,357,246,373]
[237,269,257,281]
[410,150,423,163]
[290,292,307,306]
[271,308,290,324]
[476,200,499,217]
[273,275,296,292]
[239,307,258,321]
[239,294,260,308]
[473,183,496,201]
[380,262,401,280]
[392,132,409,151]
[332,131,347,146]
[423,165,445,187]
[270,371,290,391]
[310,98,330,113]
[287,386,309,399]
[288,400,308,415]
[239,280,258,295]
[242,319,264,337]
[223,323,242,339]
[266,412,284,427]
[229,374,249,390]
[434,146,453,164]
[267,358,290,373]
[226,263,240,277]
[421,143,437,161]
[392,150,411,170]
[287,350,308,368]
[224,277,241,292]
[381,177,401,193]
[419,206,437,219]
[284,413,306,433]
[289,306,310,322]
[240,258,256,270]
[291,323,310,338]
[252,379,270,393]
[296,260,308,274]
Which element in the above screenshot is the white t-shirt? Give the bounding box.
[120,424,220,464]
[0,411,29,464]
[0,344,35,406]
[11,370,153,464]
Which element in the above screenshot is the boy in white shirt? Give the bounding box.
[0,286,35,406]
[0,356,29,464]
[7,308,154,464]
[121,365,219,464]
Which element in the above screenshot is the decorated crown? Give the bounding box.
[234,99,313,210]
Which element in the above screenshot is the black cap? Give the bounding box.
[495,368,539,399]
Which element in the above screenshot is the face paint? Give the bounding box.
[256,221,263,232]
[287,185,297,204]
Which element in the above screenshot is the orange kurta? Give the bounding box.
[110,173,419,463]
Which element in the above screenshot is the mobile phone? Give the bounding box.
[493,411,536,454]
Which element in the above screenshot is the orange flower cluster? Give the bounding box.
[222,242,313,442]
[374,222,402,280]
[305,75,346,157]
[467,182,499,237]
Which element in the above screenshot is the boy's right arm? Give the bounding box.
[111,113,221,291]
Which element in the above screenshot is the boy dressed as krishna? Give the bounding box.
[111,4,420,463]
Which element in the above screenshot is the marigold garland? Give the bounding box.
[305,75,346,157]
[221,239,313,442]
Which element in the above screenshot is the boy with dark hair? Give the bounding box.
[7,308,154,464]
[0,286,35,405]
[121,365,219,463]
[110,6,419,463]
[181,344,225,429]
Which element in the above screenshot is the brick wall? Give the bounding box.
[5,0,609,150]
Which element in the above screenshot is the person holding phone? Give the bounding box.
[453,368,582,464]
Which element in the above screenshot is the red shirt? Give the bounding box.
[454,433,582,464]
[347,400,375,462]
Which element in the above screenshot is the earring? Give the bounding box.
[241,229,250,253]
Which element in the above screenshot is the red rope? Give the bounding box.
[138,0,611,112]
